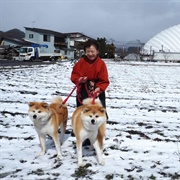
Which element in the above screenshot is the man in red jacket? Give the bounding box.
[71,39,110,109]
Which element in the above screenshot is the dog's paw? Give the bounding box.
[78,164,85,167]
[39,151,45,157]
[57,154,63,159]
[78,162,85,167]
[99,159,105,166]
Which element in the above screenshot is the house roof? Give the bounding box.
[1,35,32,46]
[25,27,66,38]
[64,32,94,40]
[143,24,180,53]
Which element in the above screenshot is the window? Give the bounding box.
[29,34,33,39]
[28,48,33,52]
[20,47,28,53]
[54,49,60,53]
[43,34,50,42]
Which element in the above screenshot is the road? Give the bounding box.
[0,59,56,67]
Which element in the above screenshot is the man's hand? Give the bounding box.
[93,87,101,97]
[78,77,87,83]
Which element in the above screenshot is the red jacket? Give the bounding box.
[71,57,110,92]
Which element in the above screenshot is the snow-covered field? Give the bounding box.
[0,60,180,180]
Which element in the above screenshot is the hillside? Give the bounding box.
[0,29,25,39]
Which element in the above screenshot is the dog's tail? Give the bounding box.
[82,98,102,106]
[51,96,67,107]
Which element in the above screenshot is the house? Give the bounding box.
[0,30,31,59]
[1,28,94,60]
[0,29,30,47]
[0,35,31,47]
[65,32,92,46]
[65,32,94,58]
[24,27,74,59]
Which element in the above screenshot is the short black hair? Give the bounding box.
[83,39,100,51]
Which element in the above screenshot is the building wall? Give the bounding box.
[25,29,55,54]
[3,40,19,47]
[70,36,89,46]
[143,24,180,54]
[153,52,180,62]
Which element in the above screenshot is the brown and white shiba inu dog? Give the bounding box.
[72,98,107,167]
[28,97,68,158]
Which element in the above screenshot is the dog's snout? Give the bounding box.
[91,119,95,124]
[33,114,37,119]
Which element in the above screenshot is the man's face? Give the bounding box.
[85,45,99,61]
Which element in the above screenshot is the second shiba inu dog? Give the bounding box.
[72,98,107,166]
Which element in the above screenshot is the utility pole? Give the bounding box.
[32,21,36,28]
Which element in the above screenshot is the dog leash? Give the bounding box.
[91,91,100,104]
[60,85,77,106]
[59,79,100,108]
[59,79,83,108]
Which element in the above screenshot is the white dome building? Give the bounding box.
[143,24,180,62]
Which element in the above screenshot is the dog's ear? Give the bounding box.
[28,102,34,107]
[41,102,49,108]
[83,107,90,113]
[100,107,106,113]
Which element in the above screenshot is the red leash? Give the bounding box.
[60,79,100,107]
[61,78,83,106]
[61,85,77,105]
[91,91,100,104]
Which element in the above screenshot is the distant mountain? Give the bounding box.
[5,29,25,39]
[0,31,4,39]
[115,40,145,49]
[0,29,25,39]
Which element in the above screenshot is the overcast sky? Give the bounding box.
[0,0,180,43]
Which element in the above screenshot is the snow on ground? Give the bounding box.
[0,60,180,180]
